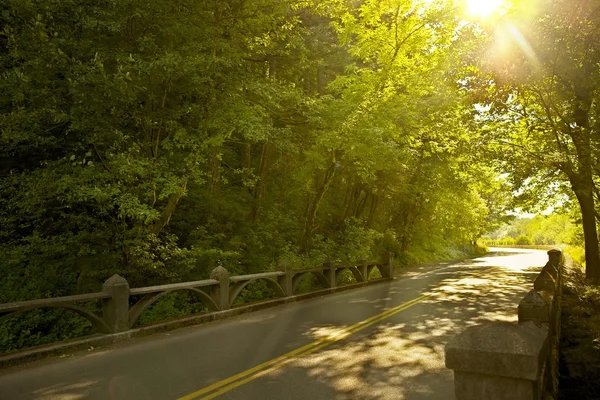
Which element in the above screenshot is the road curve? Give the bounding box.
[0,248,549,400]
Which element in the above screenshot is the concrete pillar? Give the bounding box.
[358,259,368,282]
[518,289,551,325]
[278,262,294,296]
[324,260,336,288]
[102,274,130,333]
[210,266,230,310]
[385,252,394,278]
[445,322,549,400]
[534,268,556,293]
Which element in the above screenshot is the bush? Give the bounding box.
[515,235,532,245]
[501,236,515,246]
[564,245,586,267]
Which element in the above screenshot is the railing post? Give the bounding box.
[324,260,336,288]
[278,262,294,297]
[211,266,230,311]
[384,252,394,278]
[445,322,549,400]
[547,249,562,270]
[545,249,563,399]
[518,289,551,325]
[534,250,561,293]
[359,259,368,282]
[102,274,130,333]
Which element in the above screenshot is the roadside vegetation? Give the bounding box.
[482,211,600,398]
[481,213,586,265]
[1,1,600,377]
[0,0,504,352]
[560,261,600,399]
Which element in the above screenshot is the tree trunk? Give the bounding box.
[242,142,251,183]
[573,179,600,283]
[340,179,354,223]
[366,192,379,228]
[151,182,187,235]
[568,86,600,283]
[250,141,271,221]
[354,190,369,218]
[342,183,362,223]
[209,146,221,194]
[300,161,337,252]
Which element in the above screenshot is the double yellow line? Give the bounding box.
[179,293,430,400]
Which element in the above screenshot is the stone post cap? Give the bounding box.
[445,321,549,381]
[518,289,552,324]
[277,262,292,272]
[103,274,129,287]
[210,266,230,281]
[547,249,562,265]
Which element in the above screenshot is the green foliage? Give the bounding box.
[564,245,586,267]
[485,213,582,248]
[0,0,516,351]
[135,291,208,326]
[468,0,600,281]
[0,308,94,352]
[515,235,532,246]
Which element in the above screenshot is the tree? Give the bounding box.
[0,0,517,350]
[468,0,600,282]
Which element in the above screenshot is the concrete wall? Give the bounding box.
[445,250,564,400]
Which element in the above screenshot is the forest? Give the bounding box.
[1,0,600,351]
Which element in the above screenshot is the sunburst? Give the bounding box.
[466,0,506,19]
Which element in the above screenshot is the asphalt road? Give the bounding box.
[0,248,549,400]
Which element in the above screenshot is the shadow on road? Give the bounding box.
[0,251,548,400]
[483,251,528,257]
[265,261,543,400]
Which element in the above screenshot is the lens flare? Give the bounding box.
[466,0,505,18]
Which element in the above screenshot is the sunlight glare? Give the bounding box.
[466,0,505,19]
[507,24,538,63]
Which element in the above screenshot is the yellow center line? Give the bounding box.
[178,294,430,400]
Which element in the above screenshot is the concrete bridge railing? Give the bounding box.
[0,256,393,341]
[484,244,561,250]
[445,249,564,400]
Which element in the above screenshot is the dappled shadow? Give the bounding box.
[29,375,158,400]
[483,250,528,258]
[30,378,101,400]
[393,261,456,279]
[0,251,548,400]
[251,255,544,399]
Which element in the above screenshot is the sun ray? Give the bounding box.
[506,24,538,64]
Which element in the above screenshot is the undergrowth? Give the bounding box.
[559,260,600,399]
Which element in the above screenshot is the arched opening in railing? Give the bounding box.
[229,278,285,307]
[367,264,384,280]
[292,271,329,294]
[128,288,219,328]
[335,267,363,285]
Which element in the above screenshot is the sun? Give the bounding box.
[466,0,506,19]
